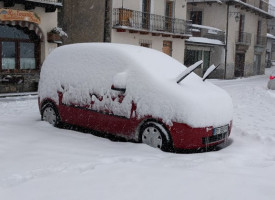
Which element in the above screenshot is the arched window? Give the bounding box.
[0,25,40,71]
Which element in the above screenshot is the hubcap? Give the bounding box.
[142,127,162,149]
[43,107,57,125]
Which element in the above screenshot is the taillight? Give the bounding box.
[270,76,275,80]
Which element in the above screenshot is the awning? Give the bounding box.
[0,20,44,41]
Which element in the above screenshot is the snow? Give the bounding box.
[267,33,275,40]
[39,43,232,128]
[191,24,223,32]
[186,37,225,45]
[1,67,275,200]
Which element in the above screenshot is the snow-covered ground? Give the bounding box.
[0,67,275,200]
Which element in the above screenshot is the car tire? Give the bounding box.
[41,102,60,127]
[140,122,173,151]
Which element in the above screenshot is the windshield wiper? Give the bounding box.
[202,64,221,81]
[176,60,203,84]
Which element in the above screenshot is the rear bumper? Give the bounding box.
[170,122,232,150]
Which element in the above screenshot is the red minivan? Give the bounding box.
[38,43,233,151]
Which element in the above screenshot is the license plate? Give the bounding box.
[213,125,228,136]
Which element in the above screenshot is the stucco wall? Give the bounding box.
[111,31,186,63]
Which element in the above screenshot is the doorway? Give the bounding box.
[235,53,245,77]
[142,0,151,29]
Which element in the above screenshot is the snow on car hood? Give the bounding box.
[39,43,233,128]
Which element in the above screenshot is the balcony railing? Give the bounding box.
[187,0,275,17]
[236,31,252,45]
[255,35,267,46]
[191,24,225,43]
[113,8,191,36]
[26,0,62,5]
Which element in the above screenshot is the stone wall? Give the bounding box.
[0,73,39,93]
[59,0,107,44]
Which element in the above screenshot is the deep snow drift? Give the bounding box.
[0,67,275,200]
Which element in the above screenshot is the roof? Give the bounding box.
[186,37,225,46]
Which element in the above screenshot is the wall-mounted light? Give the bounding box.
[182,0,187,8]
[229,12,241,22]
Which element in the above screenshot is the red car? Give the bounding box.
[39,43,233,151]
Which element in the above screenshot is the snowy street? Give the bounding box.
[0,68,275,200]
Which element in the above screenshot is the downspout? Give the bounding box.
[104,0,111,42]
[224,2,229,79]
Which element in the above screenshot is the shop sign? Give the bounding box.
[0,9,40,24]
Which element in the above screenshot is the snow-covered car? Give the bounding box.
[267,71,275,90]
[38,43,233,151]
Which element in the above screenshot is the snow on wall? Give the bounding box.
[38,43,233,128]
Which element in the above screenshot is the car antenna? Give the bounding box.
[202,64,221,81]
[176,60,203,84]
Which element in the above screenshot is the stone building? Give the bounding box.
[59,0,191,64]
[0,0,62,93]
[187,0,275,79]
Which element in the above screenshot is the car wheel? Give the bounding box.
[41,103,60,127]
[140,122,172,151]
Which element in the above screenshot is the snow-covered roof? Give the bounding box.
[39,43,232,128]
[186,37,225,46]
[191,24,223,32]
[187,0,222,3]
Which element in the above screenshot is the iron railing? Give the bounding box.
[187,0,275,17]
[255,35,267,46]
[25,0,62,5]
[113,8,192,36]
[236,31,252,45]
[191,25,225,43]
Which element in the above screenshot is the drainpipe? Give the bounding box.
[224,3,229,79]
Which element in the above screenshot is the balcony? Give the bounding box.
[236,31,252,52]
[191,24,225,43]
[0,0,62,12]
[187,0,275,18]
[112,8,191,39]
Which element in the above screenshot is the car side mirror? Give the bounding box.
[111,72,127,93]
[111,85,126,93]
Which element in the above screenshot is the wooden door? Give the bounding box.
[235,53,245,77]
[165,1,174,32]
[162,41,172,56]
[142,0,151,29]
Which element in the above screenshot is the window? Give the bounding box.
[162,41,172,56]
[184,49,210,73]
[142,0,151,29]
[2,42,16,70]
[190,11,202,25]
[0,25,40,71]
[139,39,152,48]
[184,49,202,66]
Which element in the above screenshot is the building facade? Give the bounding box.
[59,0,191,63]
[187,0,274,79]
[0,0,62,93]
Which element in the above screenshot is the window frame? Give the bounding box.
[0,25,41,72]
